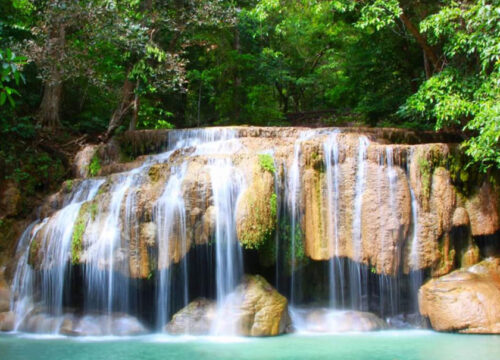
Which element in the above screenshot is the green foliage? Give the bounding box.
[270,193,277,219]
[258,154,276,174]
[398,0,500,171]
[64,179,73,192]
[88,153,101,177]
[0,49,26,107]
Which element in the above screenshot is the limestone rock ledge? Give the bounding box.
[419,258,500,334]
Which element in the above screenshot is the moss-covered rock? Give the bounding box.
[236,158,277,249]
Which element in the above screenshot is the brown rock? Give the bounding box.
[0,181,21,217]
[465,182,500,236]
[419,258,500,333]
[0,311,14,331]
[166,275,291,337]
[73,145,98,178]
[236,157,276,249]
[452,207,470,228]
[165,298,216,335]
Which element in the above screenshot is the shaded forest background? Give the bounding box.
[0,0,498,210]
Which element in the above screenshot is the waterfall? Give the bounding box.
[10,221,43,330]
[408,149,422,313]
[210,158,245,335]
[154,163,188,330]
[323,131,343,308]
[287,130,317,305]
[39,179,104,322]
[377,147,400,317]
[8,179,103,332]
[350,136,369,310]
[83,172,138,320]
[7,127,437,335]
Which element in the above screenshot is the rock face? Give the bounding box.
[419,258,500,333]
[166,275,291,336]
[21,127,500,279]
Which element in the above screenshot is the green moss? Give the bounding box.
[148,165,162,182]
[89,202,98,221]
[64,179,73,192]
[28,237,40,266]
[71,202,92,264]
[270,193,277,219]
[258,154,276,174]
[88,152,101,177]
[418,157,432,198]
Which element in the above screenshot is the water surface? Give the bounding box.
[1,331,500,360]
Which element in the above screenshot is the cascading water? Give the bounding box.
[350,136,370,310]
[154,163,188,330]
[10,221,43,330]
[209,158,246,335]
[323,131,343,308]
[408,149,423,313]
[378,147,399,317]
[9,179,104,332]
[6,127,437,336]
[287,130,318,305]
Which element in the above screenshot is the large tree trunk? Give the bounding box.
[37,26,66,129]
[399,13,441,72]
[103,76,135,141]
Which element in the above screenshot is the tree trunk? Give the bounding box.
[399,13,441,72]
[104,76,135,141]
[129,79,140,131]
[37,26,66,129]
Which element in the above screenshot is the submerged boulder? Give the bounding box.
[291,308,387,333]
[419,258,500,334]
[165,298,216,335]
[71,314,148,336]
[166,275,291,336]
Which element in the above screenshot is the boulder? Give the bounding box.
[0,311,14,331]
[165,298,215,335]
[0,271,10,313]
[166,275,291,336]
[73,145,98,178]
[291,308,387,333]
[235,275,292,336]
[419,258,500,333]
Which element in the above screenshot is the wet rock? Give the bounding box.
[73,145,98,178]
[165,298,216,335]
[292,308,387,332]
[419,258,500,333]
[19,312,63,333]
[236,157,276,249]
[0,271,10,312]
[235,275,292,336]
[0,311,14,331]
[166,275,291,337]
